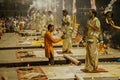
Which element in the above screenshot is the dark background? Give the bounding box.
[0,0,120,27]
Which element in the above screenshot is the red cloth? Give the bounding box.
[20,25,24,30]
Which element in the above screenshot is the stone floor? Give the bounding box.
[0,63,120,80]
[0,33,120,80]
[0,33,79,49]
[0,47,120,67]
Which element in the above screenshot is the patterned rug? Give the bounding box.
[81,68,108,73]
[17,67,47,80]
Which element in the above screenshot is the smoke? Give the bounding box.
[104,0,117,13]
[28,0,59,14]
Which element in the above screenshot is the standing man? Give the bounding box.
[44,24,63,65]
[62,10,73,53]
[47,11,55,25]
[85,9,101,72]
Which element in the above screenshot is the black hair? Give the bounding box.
[48,11,52,14]
[48,24,54,30]
[91,9,97,17]
[62,10,68,14]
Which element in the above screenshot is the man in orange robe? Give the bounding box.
[44,24,63,65]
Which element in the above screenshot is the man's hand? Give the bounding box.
[109,20,114,26]
[87,21,92,27]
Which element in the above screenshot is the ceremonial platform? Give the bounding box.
[0,47,120,67]
[0,63,120,80]
[0,0,120,79]
[0,33,120,80]
[0,33,79,50]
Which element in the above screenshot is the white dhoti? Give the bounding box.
[62,38,72,52]
[85,39,99,71]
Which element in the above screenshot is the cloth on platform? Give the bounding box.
[17,40,42,46]
[17,67,47,80]
[44,31,62,58]
[16,51,35,58]
[32,41,41,46]
[17,41,32,45]
[73,34,82,43]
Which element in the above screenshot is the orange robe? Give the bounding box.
[44,31,62,58]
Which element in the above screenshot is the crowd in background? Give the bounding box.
[0,10,55,39]
[0,10,120,49]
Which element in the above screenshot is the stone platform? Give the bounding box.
[0,33,79,50]
[0,33,120,80]
[0,63,120,80]
[0,47,120,67]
